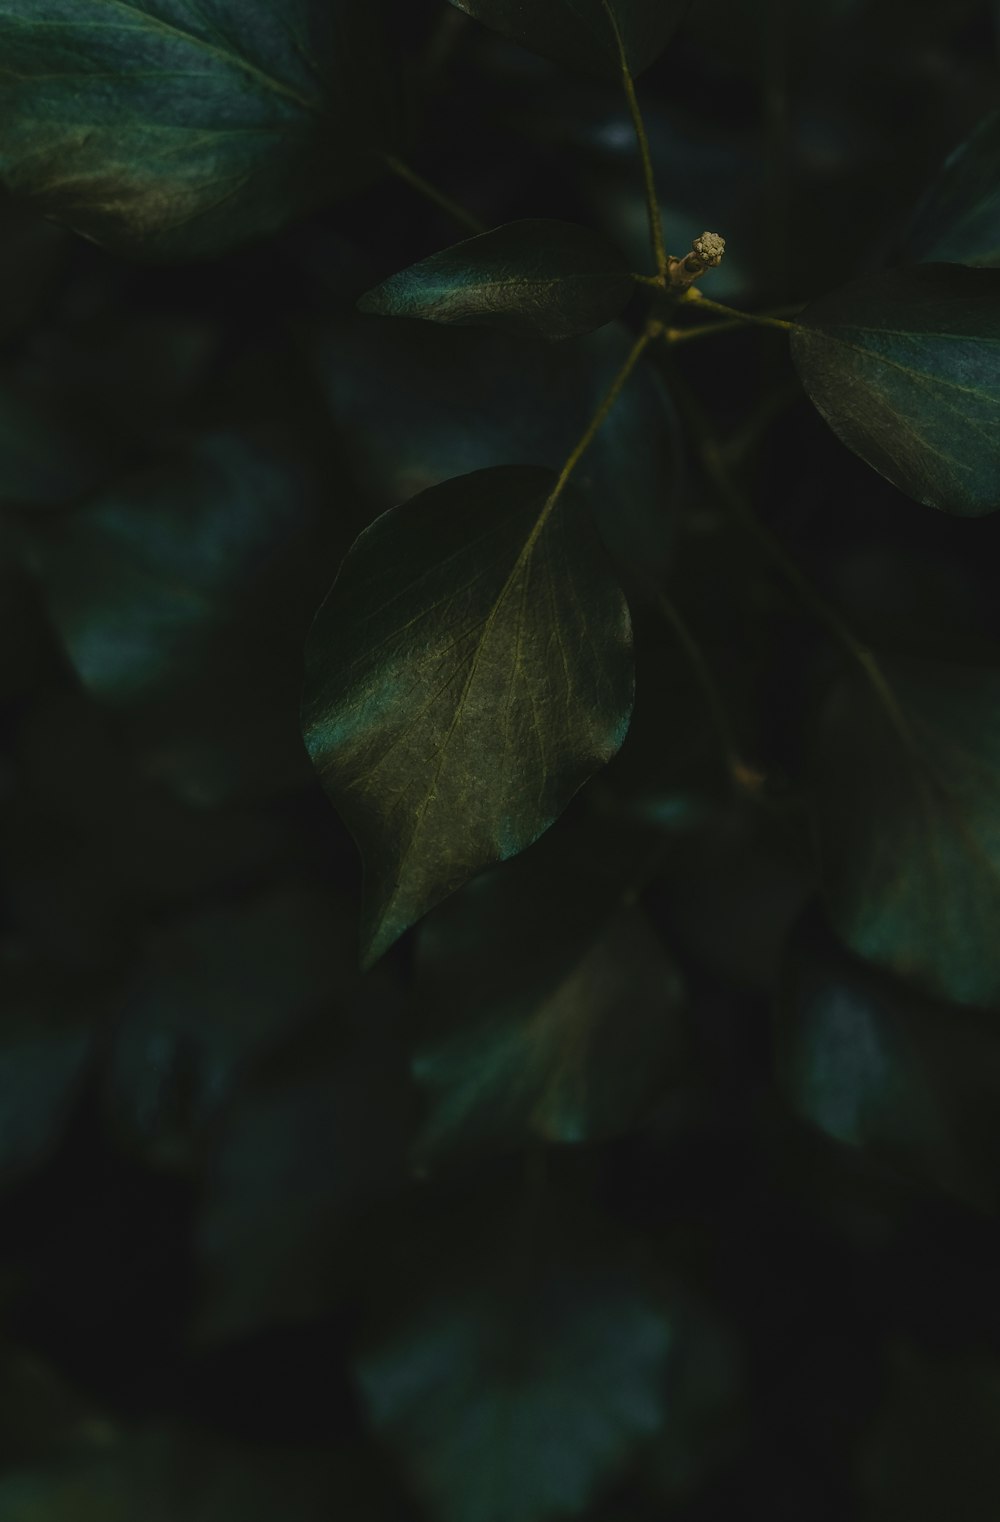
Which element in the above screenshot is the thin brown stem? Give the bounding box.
[683,292,796,332]
[531,323,658,542]
[381,153,486,235]
[602,2,667,276]
[664,304,805,345]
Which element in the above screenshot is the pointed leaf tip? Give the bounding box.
[302,465,634,964]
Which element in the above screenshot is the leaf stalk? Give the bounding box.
[381,153,486,235]
[601,1,667,277]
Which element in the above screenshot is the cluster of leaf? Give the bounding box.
[2,1,1000,1518]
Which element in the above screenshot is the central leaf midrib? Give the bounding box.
[809,325,1000,403]
[401,272,627,306]
[393,497,559,886]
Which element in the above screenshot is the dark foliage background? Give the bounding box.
[1,1,1000,1517]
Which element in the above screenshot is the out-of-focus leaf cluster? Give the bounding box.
[1,2,1000,1520]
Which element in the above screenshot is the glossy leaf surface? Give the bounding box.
[811,654,1000,1007]
[904,112,1000,267]
[358,221,634,341]
[0,0,391,258]
[447,0,685,78]
[303,465,633,967]
[792,264,1000,515]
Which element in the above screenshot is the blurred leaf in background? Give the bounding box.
[0,1,998,1519]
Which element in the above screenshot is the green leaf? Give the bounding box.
[447,0,685,78]
[358,1193,672,1522]
[105,887,356,1169]
[415,907,680,1153]
[196,1006,410,1339]
[791,264,1000,516]
[412,811,684,1160]
[904,112,1000,267]
[777,911,1000,1210]
[0,961,100,1188]
[311,316,680,586]
[302,465,633,967]
[0,0,393,259]
[810,653,1000,1007]
[21,430,329,803]
[358,221,634,341]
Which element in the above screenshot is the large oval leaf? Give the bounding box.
[448,0,685,78]
[358,220,634,342]
[811,653,1000,1008]
[0,0,392,259]
[904,112,1000,268]
[791,264,1000,516]
[302,465,633,967]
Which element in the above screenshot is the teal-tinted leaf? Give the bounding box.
[415,907,680,1154]
[412,812,684,1160]
[196,993,411,1339]
[0,961,102,1188]
[358,1198,672,1522]
[311,314,679,588]
[791,264,1000,516]
[21,431,317,705]
[811,654,1000,1007]
[302,465,633,967]
[358,221,634,342]
[0,1,392,259]
[904,112,1000,267]
[777,911,1000,1210]
[105,888,356,1169]
[21,430,329,803]
[448,0,685,78]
